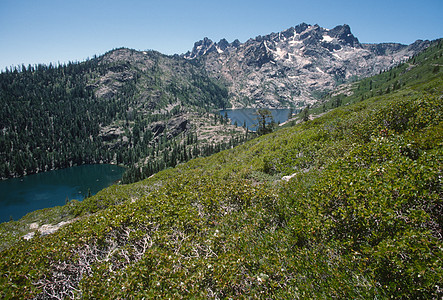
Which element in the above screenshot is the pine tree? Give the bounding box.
[255,109,274,135]
[302,107,310,122]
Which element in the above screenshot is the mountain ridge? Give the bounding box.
[184,23,427,61]
[183,23,430,108]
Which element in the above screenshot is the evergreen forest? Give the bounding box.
[0,49,248,183]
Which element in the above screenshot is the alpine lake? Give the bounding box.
[1,108,293,224]
[219,108,295,130]
[0,164,126,223]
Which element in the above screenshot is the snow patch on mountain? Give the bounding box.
[322,35,334,42]
[316,67,325,74]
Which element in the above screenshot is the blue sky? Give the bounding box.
[1,0,442,70]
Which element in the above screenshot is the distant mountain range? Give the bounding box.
[183,23,430,108]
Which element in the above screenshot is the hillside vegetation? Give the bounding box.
[0,40,442,298]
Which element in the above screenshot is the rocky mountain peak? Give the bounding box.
[184,23,363,61]
[217,38,230,51]
[183,37,216,59]
[231,39,241,48]
[183,37,242,59]
[328,24,360,47]
[295,22,310,33]
[182,23,430,108]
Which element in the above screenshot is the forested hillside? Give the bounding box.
[0,49,247,183]
[0,40,441,298]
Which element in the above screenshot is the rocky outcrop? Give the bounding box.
[98,125,129,150]
[99,125,125,142]
[151,122,166,138]
[23,220,75,240]
[149,115,189,140]
[167,116,189,138]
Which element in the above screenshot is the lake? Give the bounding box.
[0,164,126,223]
[219,108,295,130]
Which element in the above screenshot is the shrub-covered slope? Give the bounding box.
[0,41,442,298]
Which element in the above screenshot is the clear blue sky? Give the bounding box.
[1,0,442,70]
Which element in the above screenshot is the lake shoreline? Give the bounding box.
[219,108,296,131]
[0,162,127,181]
[0,164,126,223]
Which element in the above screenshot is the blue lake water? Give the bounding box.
[0,164,126,223]
[220,108,295,130]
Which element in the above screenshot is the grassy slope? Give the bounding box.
[0,41,442,299]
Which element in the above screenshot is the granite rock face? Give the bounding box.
[183,23,430,108]
[149,116,189,140]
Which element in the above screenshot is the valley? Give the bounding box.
[0,24,430,185]
[0,23,441,299]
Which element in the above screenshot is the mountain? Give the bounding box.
[0,24,431,181]
[0,48,247,182]
[0,39,441,299]
[184,23,430,108]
